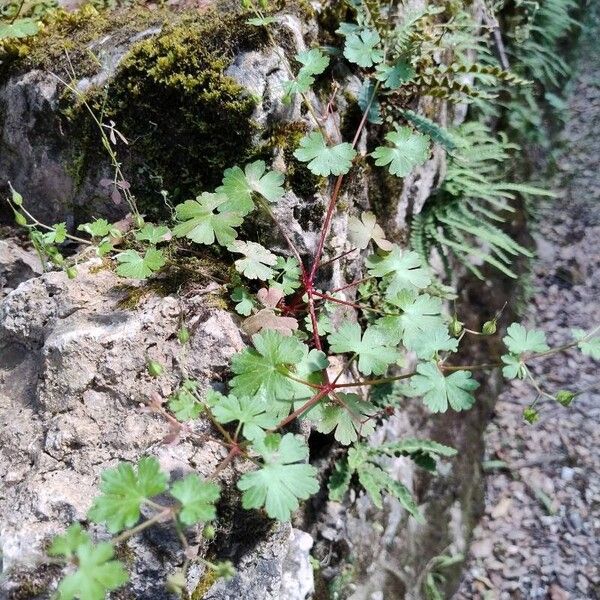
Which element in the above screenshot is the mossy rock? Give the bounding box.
[63,7,269,218]
[0,3,168,79]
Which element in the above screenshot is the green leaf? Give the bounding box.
[282,76,311,102]
[358,79,382,124]
[410,325,459,359]
[377,438,457,458]
[328,322,400,376]
[115,248,166,280]
[49,524,90,559]
[269,257,302,295]
[346,445,424,521]
[135,223,170,244]
[0,18,40,39]
[88,457,168,533]
[398,109,457,152]
[380,293,458,359]
[375,60,415,88]
[170,474,220,525]
[97,240,114,256]
[288,348,329,401]
[282,49,330,103]
[237,433,319,521]
[173,193,243,246]
[231,286,256,316]
[316,393,376,445]
[501,353,527,380]
[246,16,277,26]
[328,458,351,502]
[372,127,430,177]
[343,29,384,68]
[217,161,284,214]
[572,328,600,359]
[348,211,393,251]
[503,323,549,355]
[293,132,357,177]
[57,542,128,600]
[42,223,67,245]
[366,246,431,297]
[169,384,203,421]
[212,394,279,441]
[402,362,479,413]
[78,218,120,238]
[230,330,306,401]
[229,241,278,280]
[379,293,446,350]
[296,48,330,76]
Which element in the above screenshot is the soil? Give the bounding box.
[454,6,600,600]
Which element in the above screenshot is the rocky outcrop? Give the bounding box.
[0,254,317,599]
[0,2,509,599]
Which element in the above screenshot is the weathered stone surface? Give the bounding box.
[0,238,42,296]
[0,3,502,599]
[0,256,321,599]
[205,526,314,600]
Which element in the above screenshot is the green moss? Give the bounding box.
[63,8,267,218]
[266,121,323,197]
[0,4,169,78]
[192,567,220,599]
[116,252,230,310]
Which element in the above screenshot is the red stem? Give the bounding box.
[312,290,363,311]
[308,85,378,283]
[274,386,332,431]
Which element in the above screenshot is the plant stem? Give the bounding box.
[440,362,502,372]
[15,204,92,245]
[333,371,415,388]
[9,0,25,24]
[273,386,331,431]
[283,371,323,389]
[209,447,240,480]
[111,509,173,546]
[256,197,305,273]
[308,82,380,283]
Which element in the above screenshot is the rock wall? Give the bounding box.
[0,2,514,598]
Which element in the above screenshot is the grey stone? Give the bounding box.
[0,238,42,296]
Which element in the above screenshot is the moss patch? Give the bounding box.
[64,7,267,218]
[266,121,323,197]
[0,4,168,78]
[103,11,267,215]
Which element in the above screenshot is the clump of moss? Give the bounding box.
[115,251,230,310]
[0,3,168,78]
[191,566,220,599]
[68,9,267,217]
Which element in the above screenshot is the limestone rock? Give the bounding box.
[0,238,42,297]
[0,261,312,599]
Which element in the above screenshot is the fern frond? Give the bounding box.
[441,63,532,86]
[412,121,550,280]
[413,73,496,101]
[398,109,456,152]
[394,7,439,58]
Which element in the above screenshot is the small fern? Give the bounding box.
[396,109,456,152]
[508,0,579,88]
[413,122,552,279]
